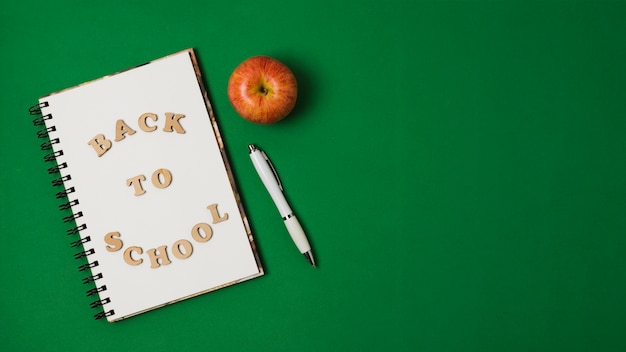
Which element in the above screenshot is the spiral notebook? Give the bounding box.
[29,49,263,322]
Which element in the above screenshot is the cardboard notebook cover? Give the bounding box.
[33,49,263,322]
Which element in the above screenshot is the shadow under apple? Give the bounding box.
[273,54,316,124]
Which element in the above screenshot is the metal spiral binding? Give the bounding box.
[59,199,80,211]
[48,162,68,174]
[82,272,103,284]
[94,310,116,320]
[71,236,91,248]
[29,102,114,321]
[66,223,86,235]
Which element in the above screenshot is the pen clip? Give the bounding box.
[262,151,283,191]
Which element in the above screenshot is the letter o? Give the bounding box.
[172,239,194,259]
[151,168,173,189]
[191,223,213,243]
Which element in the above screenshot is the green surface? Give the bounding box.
[2,0,626,351]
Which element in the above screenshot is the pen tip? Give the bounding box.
[248,144,257,153]
[304,251,316,268]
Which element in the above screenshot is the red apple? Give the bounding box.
[227,56,298,124]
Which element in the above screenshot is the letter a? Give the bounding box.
[115,119,137,142]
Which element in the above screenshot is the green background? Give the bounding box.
[2,0,625,351]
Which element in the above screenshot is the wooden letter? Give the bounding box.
[138,113,158,132]
[87,134,112,157]
[123,246,143,266]
[162,113,186,134]
[207,203,228,224]
[191,223,213,243]
[171,239,193,260]
[114,119,137,142]
[104,231,123,252]
[151,168,173,189]
[126,174,147,196]
[146,245,171,268]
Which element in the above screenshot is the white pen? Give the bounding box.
[248,144,316,267]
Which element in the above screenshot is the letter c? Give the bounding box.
[123,246,144,266]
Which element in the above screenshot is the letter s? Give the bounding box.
[104,231,123,252]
